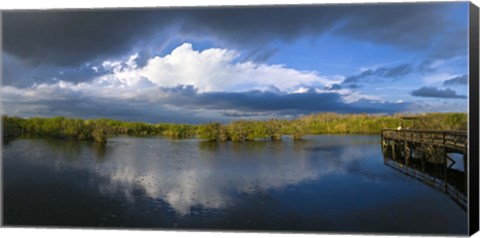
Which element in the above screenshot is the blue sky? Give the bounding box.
[1,2,470,123]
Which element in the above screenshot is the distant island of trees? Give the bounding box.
[2,112,467,143]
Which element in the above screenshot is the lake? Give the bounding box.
[2,135,467,234]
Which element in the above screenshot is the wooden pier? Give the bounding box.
[381,129,468,210]
[381,129,468,154]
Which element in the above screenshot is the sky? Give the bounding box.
[1,2,471,123]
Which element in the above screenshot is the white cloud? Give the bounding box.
[138,43,337,93]
[3,43,351,105]
[7,43,346,99]
[2,43,405,121]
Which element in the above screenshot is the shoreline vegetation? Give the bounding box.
[2,113,467,143]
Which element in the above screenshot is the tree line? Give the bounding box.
[2,112,467,143]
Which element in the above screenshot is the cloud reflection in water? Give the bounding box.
[93,136,376,215]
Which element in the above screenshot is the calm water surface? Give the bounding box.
[2,135,467,234]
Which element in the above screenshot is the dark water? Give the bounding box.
[2,135,467,234]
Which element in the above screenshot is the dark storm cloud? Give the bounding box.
[180,3,457,52]
[2,53,106,87]
[333,3,454,51]
[3,3,460,68]
[342,64,413,85]
[2,9,170,67]
[443,74,468,86]
[3,84,412,123]
[3,91,206,124]
[410,87,466,99]
[155,85,411,115]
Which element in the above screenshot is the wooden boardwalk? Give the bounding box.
[381,129,468,210]
[381,129,468,154]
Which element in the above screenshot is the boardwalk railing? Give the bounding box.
[381,129,468,210]
[381,129,468,153]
